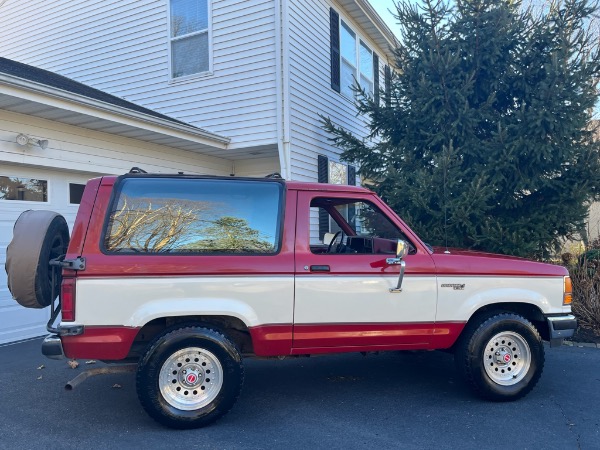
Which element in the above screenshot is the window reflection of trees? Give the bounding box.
[354,202,402,240]
[0,176,47,202]
[106,196,275,254]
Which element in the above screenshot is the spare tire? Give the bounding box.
[5,210,70,309]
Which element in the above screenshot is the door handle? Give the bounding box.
[310,265,330,272]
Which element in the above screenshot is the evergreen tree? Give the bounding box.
[323,0,600,258]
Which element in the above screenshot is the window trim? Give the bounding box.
[167,0,213,82]
[337,17,376,100]
[100,175,286,256]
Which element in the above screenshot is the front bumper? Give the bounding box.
[547,314,577,347]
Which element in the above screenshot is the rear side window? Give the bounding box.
[103,178,282,254]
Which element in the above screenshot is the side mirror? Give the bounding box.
[395,239,409,260]
[387,239,409,293]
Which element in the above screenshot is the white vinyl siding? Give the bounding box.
[0,0,278,150]
[287,0,385,182]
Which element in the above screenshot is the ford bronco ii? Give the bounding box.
[5,172,576,428]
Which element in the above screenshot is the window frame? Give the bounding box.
[338,18,375,99]
[167,0,213,82]
[0,174,49,203]
[309,196,415,253]
[68,182,86,206]
[100,175,286,256]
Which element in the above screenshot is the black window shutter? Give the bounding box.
[384,65,392,107]
[318,155,329,240]
[347,165,356,185]
[330,8,340,93]
[373,54,380,104]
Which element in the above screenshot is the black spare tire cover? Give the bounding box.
[5,210,70,309]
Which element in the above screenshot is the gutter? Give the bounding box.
[0,73,231,149]
[274,0,291,179]
[354,0,399,56]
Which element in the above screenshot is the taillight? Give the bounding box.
[61,278,76,321]
[563,276,572,306]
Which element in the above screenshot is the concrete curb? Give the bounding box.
[563,340,600,349]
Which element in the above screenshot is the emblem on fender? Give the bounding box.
[441,283,466,290]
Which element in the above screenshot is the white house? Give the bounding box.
[0,0,396,180]
[0,0,397,343]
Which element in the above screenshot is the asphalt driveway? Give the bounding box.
[0,338,598,450]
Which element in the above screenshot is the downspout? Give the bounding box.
[275,0,291,179]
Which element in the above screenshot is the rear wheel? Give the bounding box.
[454,313,544,401]
[136,326,244,429]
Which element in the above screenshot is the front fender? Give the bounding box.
[436,277,565,322]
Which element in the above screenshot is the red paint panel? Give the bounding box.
[248,324,293,356]
[431,322,466,348]
[66,177,101,259]
[431,252,568,277]
[291,322,466,353]
[62,327,139,360]
[293,323,434,348]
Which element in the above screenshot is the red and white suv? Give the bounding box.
[5,172,576,428]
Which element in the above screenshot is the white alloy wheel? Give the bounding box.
[159,347,224,411]
[483,331,531,386]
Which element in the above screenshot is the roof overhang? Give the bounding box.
[338,0,399,61]
[0,72,230,157]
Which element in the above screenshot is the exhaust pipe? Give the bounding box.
[65,364,137,390]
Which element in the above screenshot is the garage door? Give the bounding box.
[0,165,100,344]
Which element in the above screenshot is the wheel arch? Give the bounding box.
[129,315,254,359]
[463,302,549,341]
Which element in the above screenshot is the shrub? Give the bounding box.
[568,255,600,335]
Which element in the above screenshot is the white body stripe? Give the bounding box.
[71,277,294,328]
[67,274,567,329]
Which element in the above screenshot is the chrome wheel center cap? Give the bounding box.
[495,348,512,365]
[181,367,203,387]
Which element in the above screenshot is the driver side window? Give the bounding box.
[310,197,406,255]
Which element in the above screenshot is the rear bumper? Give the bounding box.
[42,334,65,360]
[41,325,83,360]
[546,314,577,347]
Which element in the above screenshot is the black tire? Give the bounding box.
[136,326,244,429]
[5,210,70,308]
[454,313,545,401]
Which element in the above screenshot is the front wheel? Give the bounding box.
[136,326,244,429]
[454,313,545,401]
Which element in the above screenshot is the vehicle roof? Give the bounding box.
[98,174,374,194]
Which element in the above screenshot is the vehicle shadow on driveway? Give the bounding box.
[1,339,598,450]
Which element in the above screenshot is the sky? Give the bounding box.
[368,0,401,37]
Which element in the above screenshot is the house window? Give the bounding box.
[69,183,86,205]
[331,12,375,98]
[169,0,210,78]
[0,176,48,202]
[340,22,357,98]
[329,160,348,185]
